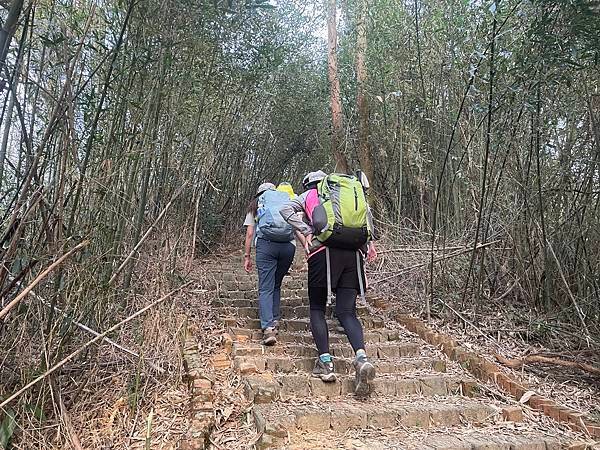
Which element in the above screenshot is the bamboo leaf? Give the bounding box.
[0,408,16,449]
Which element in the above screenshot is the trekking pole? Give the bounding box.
[356,251,367,305]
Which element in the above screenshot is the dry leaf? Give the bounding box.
[519,390,536,404]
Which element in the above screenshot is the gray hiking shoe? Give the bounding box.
[353,357,375,396]
[312,358,337,382]
[262,327,277,346]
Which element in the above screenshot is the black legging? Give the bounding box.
[309,286,365,355]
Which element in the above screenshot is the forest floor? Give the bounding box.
[372,259,600,424]
[358,228,600,423]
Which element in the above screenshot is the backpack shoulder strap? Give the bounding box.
[304,189,320,222]
[317,175,330,198]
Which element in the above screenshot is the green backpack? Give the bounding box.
[310,173,372,249]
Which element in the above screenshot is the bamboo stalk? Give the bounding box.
[547,239,590,338]
[145,409,153,450]
[495,353,600,377]
[0,282,191,409]
[37,292,165,373]
[380,246,510,254]
[109,185,185,286]
[56,382,84,450]
[373,241,498,285]
[0,240,89,320]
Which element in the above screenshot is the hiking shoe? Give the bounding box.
[312,358,337,382]
[353,358,376,396]
[262,327,277,346]
[272,320,279,334]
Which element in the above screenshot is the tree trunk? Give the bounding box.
[0,0,24,94]
[0,84,15,187]
[356,0,373,184]
[327,0,349,173]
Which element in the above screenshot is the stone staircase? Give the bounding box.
[206,254,588,449]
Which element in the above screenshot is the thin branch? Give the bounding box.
[0,240,89,320]
[546,239,590,339]
[373,241,498,284]
[380,245,510,254]
[9,280,165,373]
[108,185,185,285]
[0,282,192,409]
[495,353,600,377]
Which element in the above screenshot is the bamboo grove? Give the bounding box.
[0,0,599,445]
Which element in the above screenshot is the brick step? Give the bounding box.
[234,355,446,375]
[213,279,308,291]
[208,268,305,277]
[228,327,407,344]
[215,304,370,319]
[253,397,503,437]
[409,432,572,450]
[233,341,420,359]
[257,428,574,450]
[206,255,306,267]
[218,288,308,299]
[243,372,480,403]
[207,272,258,282]
[208,269,305,278]
[214,297,375,308]
[214,297,305,307]
[221,316,385,331]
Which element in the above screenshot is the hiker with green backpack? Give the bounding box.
[243,183,297,346]
[280,171,378,396]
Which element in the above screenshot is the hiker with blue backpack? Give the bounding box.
[243,182,298,346]
[280,171,378,396]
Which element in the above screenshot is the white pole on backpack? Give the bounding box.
[356,251,367,305]
[326,247,333,307]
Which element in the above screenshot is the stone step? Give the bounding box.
[222,316,385,331]
[215,304,370,319]
[208,269,305,278]
[214,296,374,308]
[214,297,306,307]
[205,255,305,268]
[214,278,308,291]
[218,288,308,300]
[253,397,503,436]
[209,272,258,282]
[233,341,420,359]
[228,328,406,344]
[257,428,572,450]
[243,372,480,403]
[234,355,446,375]
[209,270,305,279]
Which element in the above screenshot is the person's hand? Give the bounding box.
[244,255,253,273]
[366,242,377,263]
[304,234,313,254]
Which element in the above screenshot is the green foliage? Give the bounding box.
[0,408,16,449]
[529,0,600,70]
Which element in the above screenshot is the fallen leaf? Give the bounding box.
[519,390,536,404]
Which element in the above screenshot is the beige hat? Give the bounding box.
[256,182,276,196]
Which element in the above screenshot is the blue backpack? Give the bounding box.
[256,189,295,242]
